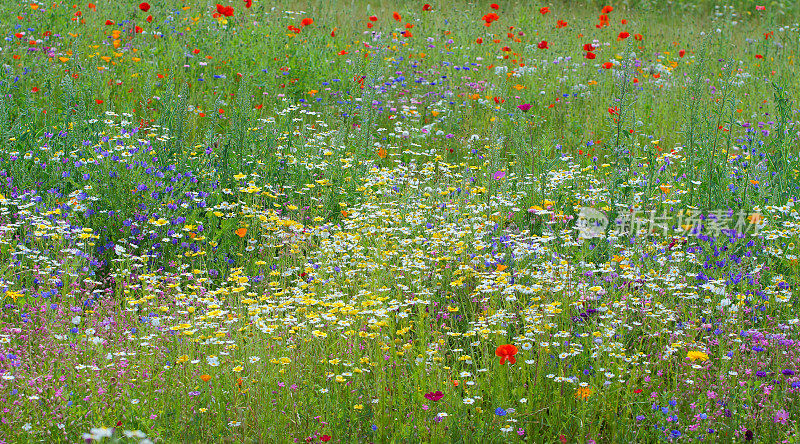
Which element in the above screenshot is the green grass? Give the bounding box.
[0,0,799,443]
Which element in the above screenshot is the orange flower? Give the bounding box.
[235,227,247,238]
[200,374,212,382]
[301,18,313,26]
[377,147,387,159]
[392,11,401,21]
[575,386,594,399]
[495,344,518,365]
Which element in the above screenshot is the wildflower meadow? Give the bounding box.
[1,0,800,442]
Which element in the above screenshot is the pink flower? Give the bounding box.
[493,171,506,180]
[517,103,531,112]
[756,5,765,10]
[422,404,430,411]
[774,409,789,424]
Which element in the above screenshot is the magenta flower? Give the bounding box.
[424,391,444,402]
[493,171,506,180]
[517,103,531,112]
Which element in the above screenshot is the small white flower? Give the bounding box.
[123,430,146,438]
[519,398,527,403]
[130,399,140,405]
[463,398,475,405]
[22,423,32,432]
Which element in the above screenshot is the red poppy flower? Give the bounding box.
[585,52,596,59]
[495,344,518,365]
[405,23,413,29]
[490,3,499,10]
[216,4,234,17]
[320,436,331,443]
[608,106,619,115]
[755,54,763,59]
[537,40,548,49]
[634,33,643,41]
[366,22,373,29]
[402,31,412,37]
[88,2,96,10]
[540,7,549,15]
[31,87,39,93]
[95,99,104,104]
[135,26,143,33]
[633,389,643,394]
[392,11,401,21]
[501,46,511,52]
[146,15,153,22]
[139,2,150,12]
[476,37,483,44]
[621,19,628,25]
[245,0,252,8]
[601,5,613,14]
[338,50,349,55]
[423,4,432,11]
[301,18,313,26]
[602,62,614,69]
[369,15,378,22]
[679,49,685,57]
[105,20,114,25]
[618,31,630,40]
[556,20,568,28]
[583,43,595,52]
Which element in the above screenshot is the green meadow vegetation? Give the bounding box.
[0,0,799,442]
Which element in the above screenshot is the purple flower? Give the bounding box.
[493,171,506,180]
[517,103,531,112]
[782,369,795,376]
[756,370,767,378]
